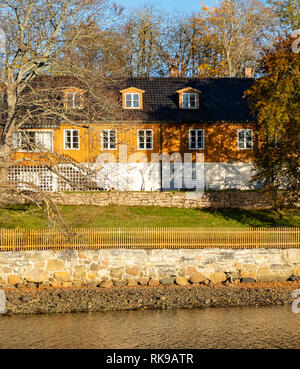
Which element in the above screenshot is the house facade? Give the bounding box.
[7,76,259,192]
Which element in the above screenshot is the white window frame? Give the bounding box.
[64,129,80,150]
[237,129,253,150]
[182,93,197,109]
[66,92,83,109]
[125,93,141,109]
[101,129,117,150]
[12,130,53,152]
[189,129,205,150]
[137,129,153,150]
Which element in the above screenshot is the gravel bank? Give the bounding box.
[3,281,300,315]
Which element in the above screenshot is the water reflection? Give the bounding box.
[0,305,299,349]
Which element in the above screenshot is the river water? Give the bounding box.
[0,305,299,349]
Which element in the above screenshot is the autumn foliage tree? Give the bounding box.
[246,35,300,207]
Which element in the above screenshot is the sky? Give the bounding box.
[117,0,219,14]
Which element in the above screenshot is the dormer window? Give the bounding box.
[177,87,201,110]
[66,92,82,109]
[63,88,84,109]
[125,93,140,108]
[120,87,145,110]
[182,93,197,109]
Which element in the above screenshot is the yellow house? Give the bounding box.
[9,76,258,191]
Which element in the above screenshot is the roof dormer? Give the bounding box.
[63,87,84,110]
[176,87,201,110]
[120,87,145,110]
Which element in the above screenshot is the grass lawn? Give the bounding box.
[0,204,299,229]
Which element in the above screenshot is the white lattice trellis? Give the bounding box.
[8,165,101,192]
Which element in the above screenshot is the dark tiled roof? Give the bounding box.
[1,76,256,129]
[120,77,255,124]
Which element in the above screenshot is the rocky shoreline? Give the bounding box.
[3,281,300,315]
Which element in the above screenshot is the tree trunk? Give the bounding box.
[0,145,11,185]
[0,69,17,186]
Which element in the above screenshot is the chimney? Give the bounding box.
[169,65,179,78]
[244,67,253,78]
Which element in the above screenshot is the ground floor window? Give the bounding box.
[64,129,80,150]
[101,129,117,150]
[138,130,153,150]
[189,129,204,150]
[12,131,53,152]
[238,129,253,149]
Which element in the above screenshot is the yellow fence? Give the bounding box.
[0,227,299,251]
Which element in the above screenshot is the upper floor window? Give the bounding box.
[182,93,197,109]
[101,129,117,150]
[177,87,201,110]
[63,87,84,110]
[64,129,80,150]
[12,131,53,152]
[189,129,204,150]
[125,93,140,109]
[238,129,253,149]
[66,92,82,109]
[120,87,145,110]
[138,129,153,150]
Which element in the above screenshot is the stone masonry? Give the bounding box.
[1,248,300,288]
[3,190,283,209]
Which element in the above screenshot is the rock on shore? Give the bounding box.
[3,281,300,315]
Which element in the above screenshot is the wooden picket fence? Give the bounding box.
[0,227,299,251]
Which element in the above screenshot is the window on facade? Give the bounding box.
[12,131,53,152]
[238,129,253,149]
[66,92,83,109]
[189,129,204,150]
[101,129,117,150]
[182,93,197,109]
[138,130,153,150]
[64,129,80,149]
[125,93,140,109]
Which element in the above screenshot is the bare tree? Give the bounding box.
[122,6,163,77]
[0,0,125,225]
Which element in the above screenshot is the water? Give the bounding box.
[0,305,299,349]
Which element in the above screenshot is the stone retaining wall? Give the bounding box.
[4,190,278,209]
[1,248,300,288]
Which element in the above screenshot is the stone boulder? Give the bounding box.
[126,266,141,277]
[54,272,70,282]
[175,277,189,286]
[189,272,206,284]
[240,278,256,283]
[240,264,257,280]
[209,272,227,284]
[100,280,114,288]
[271,265,293,282]
[24,269,49,283]
[138,277,149,286]
[148,279,160,287]
[160,277,174,285]
[293,265,300,277]
[7,275,21,285]
[257,266,275,282]
[283,250,300,264]
[127,279,138,287]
